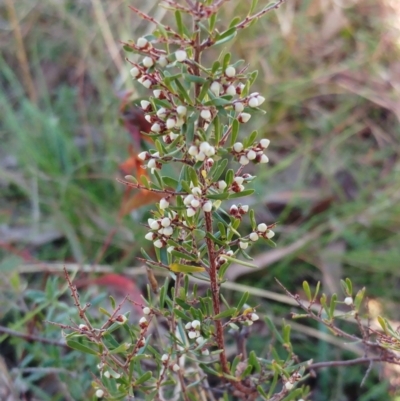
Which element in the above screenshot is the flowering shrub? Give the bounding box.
[57,1,400,400]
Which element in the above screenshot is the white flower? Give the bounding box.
[241,205,249,212]
[248,97,259,108]
[143,307,151,315]
[140,100,150,110]
[239,241,248,250]
[205,146,215,157]
[196,336,204,345]
[245,320,253,326]
[172,364,180,372]
[192,186,202,196]
[160,198,169,209]
[344,297,353,306]
[145,232,154,241]
[104,371,111,379]
[210,81,220,96]
[284,382,294,391]
[225,66,236,77]
[142,79,152,88]
[257,223,267,232]
[234,102,244,113]
[95,389,104,398]
[199,142,210,154]
[218,180,227,190]
[149,220,160,230]
[167,246,175,253]
[188,145,198,156]
[79,324,88,330]
[139,317,147,324]
[249,232,259,242]
[130,67,140,78]
[257,95,266,105]
[143,56,154,68]
[226,85,236,96]
[260,138,270,149]
[184,194,194,205]
[191,320,201,329]
[238,184,245,191]
[188,331,197,339]
[154,239,163,248]
[201,348,210,356]
[247,150,256,160]
[266,230,275,239]
[151,123,161,133]
[158,56,168,67]
[191,199,200,208]
[239,112,251,123]
[138,151,148,160]
[156,108,167,118]
[251,313,259,321]
[161,354,169,361]
[175,50,187,62]
[195,151,206,161]
[200,109,212,121]
[187,208,196,217]
[161,217,171,227]
[153,89,162,98]
[163,226,173,236]
[233,142,243,152]
[166,118,176,129]
[239,155,249,165]
[177,105,187,116]
[234,176,244,185]
[202,201,212,212]
[185,322,192,330]
[147,159,156,169]
[137,37,148,48]
[145,114,152,123]
[259,154,269,163]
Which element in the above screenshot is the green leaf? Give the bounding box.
[377,316,389,335]
[211,60,221,74]
[170,263,205,274]
[249,209,256,230]
[188,166,199,187]
[209,13,217,32]
[248,351,261,373]
[184,74,206,84]
[135,371,152,385]
[345,277,353,296]
[99,307,111,317]
[302,281,312,302]
[229,189,254,199]
[171,250,197,262]
[329,293,337,319]
[175,10,184,36]
[175,297,191,310]
[214,308,236,320]
[66,340,99,356]
[230,119,240,145]
[354,287,365,311]
[173,308,190,321]
[250,0,258,14]
[224,255,257,268]
[225,169,234,186]
[198,80,211,102]
[229,17,241,28]
[206,191,230,200]
[222,53,231,71]
[163,176,178,189]
[123,45,134,52]
[235,291,249,314]
[244,130,258,148]
[210,158,228,181]
[214,27,237,46]
[174,79,193,105]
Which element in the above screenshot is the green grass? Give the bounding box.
[1,0,400,399]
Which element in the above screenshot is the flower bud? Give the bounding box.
[239,155,249,165]
[233,142,243,152]
[259,154,269,163]
[149,220,160,230]
[257,223,267,232]
[249,232,259,242]
[188,145,198,156]
[191,199,200,208]
[153,89,162,98]
[187,207,196,217]
[344,297,353,305]
[248,97,259,108]
[200,109,212,121]
[266,230,275,239]
[284,382,294,391]
[143,56,154,68]
[130,67,140,78]
[138,151,149,160]
[177,105,187,116]
[234,176,244,185]
[238,112,251,123]
[143,307,151,315]
[257,95,266,105]
[225,66,236,77]
[247,150,256,160]
[251,313,259,321]
[175,50,187,62]
[191,320,201,329]
[156,107,167,118]
[151,123,161,133]
[172,363,180,372]
[218,180,227,190]
[202,201,212,212]
[234,102,244,113]
[159,198,169,209]
[145,232,155,241]
[226,85,236,96]
[195,151,206,161]
[166,118,176,129]
[161,217,171,227]
[161,354,169,361]
[95,389,104,398]
[163,226,173,236]
[139,317,147,324]
[137,37,148,48]
[239,241,249,250]
[154,239,164,248]
[192,186,202,196]
[260,138,270,149]
[140,100,151,110]
[158,56,168,67]
[210,81,220,96]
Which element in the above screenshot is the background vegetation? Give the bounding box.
[1,0,400,400]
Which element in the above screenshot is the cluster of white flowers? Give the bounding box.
[185,319,202,340]
[183,184,213,217]
[232,138,270,166]
[144,212,177,248]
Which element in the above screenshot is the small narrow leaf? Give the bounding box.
[302,281,312,302]
[170,263,205,274]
